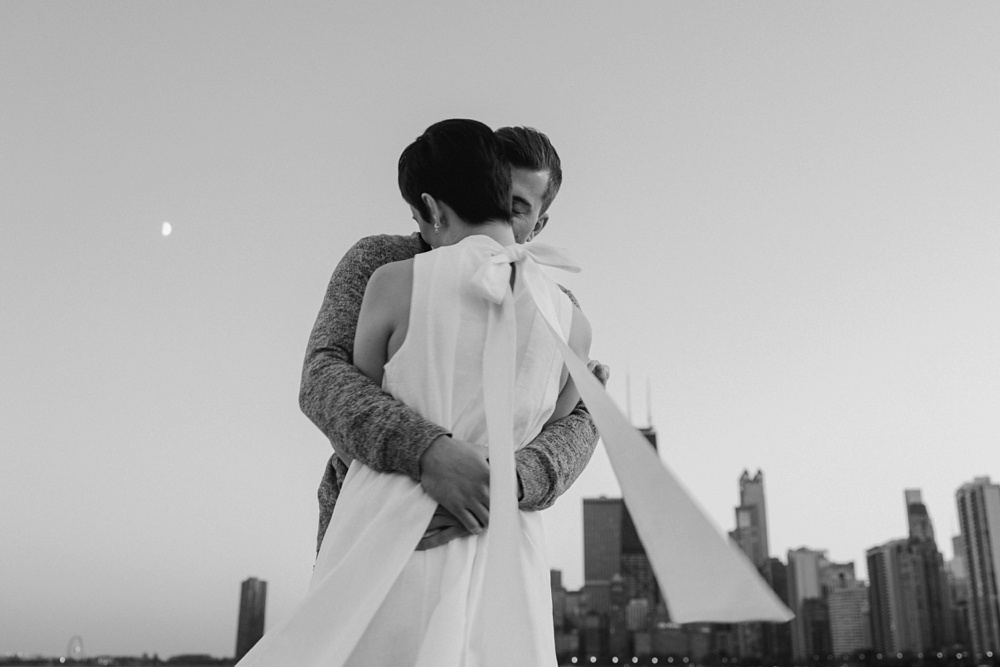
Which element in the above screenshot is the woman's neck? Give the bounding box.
[447,219,516,246]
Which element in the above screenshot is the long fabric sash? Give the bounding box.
[508,245,794,624]
[473,241,582,665]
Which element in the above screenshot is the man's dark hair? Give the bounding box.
[398,119,512,225]
[495,126,562,214]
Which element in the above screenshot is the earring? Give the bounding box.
[433,222,441,233]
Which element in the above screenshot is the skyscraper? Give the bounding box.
[786,548,857,660]
[906,489,934,540]
[956,476,1000,657]
[235,577,267,660]
[765,558,794,662]
[582,426,660,655]
[584,496,625,615]
[904,490,952,650]
[866,490,951,655]
[828,581,870,656]
[867,539,909,654]
[787,547,827,660]
[731,470,769,570]
[948,535,972,648]
[583,426,660,616]
[729,470,771,659]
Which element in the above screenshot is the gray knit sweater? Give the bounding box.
[299,232,599,550]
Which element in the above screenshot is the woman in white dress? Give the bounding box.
[237,119,591,667]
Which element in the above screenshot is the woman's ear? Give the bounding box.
[420,193,443,228]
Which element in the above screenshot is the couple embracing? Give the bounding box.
[238,119,605,666]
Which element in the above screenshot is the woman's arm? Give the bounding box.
[353,264,396,386]
[345,259,413,464]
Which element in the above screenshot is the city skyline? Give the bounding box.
[4,1,1000,659]
[550,468,999,662]
[4,471,996,663]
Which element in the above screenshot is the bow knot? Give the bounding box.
[470,242,580,304]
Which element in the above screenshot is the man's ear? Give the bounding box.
[527,214,549,242]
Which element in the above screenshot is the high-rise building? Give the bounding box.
[608,574,629,656]
[731,470,770,570]
[866,490,952,655]
[956,476,1000,657]
[583,496,624,615]
[904,491,952,650]
[947,534,972,648]
[729,470,771,659]
[800,598,832,659]
[786,549,855,659]
[764,558,794,663]
[624,427,659,610]
[828,580,870,655]
[906,489,934,541]
[552,569,567,631]
[583,427,660,618]
[787,548,827,660]
[868,539,909,654]
[582,426,660,656]
[235,577,267,660]
[817,560,869,655]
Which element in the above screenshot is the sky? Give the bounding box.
[2,0,999,660]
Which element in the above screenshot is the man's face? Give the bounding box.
[510,167,551,244]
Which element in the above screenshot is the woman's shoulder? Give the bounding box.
[371,255,414,276]
[366,257,414,305]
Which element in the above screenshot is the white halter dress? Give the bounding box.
[237,234,576,666]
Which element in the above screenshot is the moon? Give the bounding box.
[161,222,172,237]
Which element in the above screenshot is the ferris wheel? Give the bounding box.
[66,635,84,661]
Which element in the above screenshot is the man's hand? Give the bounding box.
[588,359,610,387]
[416,506,472,551]
[419,435,490,536]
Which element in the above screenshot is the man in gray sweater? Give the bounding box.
[300,126,604,552]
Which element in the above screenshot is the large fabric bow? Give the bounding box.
[470,242,580,304]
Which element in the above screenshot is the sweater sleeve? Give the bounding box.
[516,403,599,511]
[299,235,447,481]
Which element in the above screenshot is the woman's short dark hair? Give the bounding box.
[398,119,512,225]
[495,126,562,214]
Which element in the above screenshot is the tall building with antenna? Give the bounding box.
[730,470,770,571]
[581,397,660,657]
[729,470,772,659]
[583,426,660,612]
